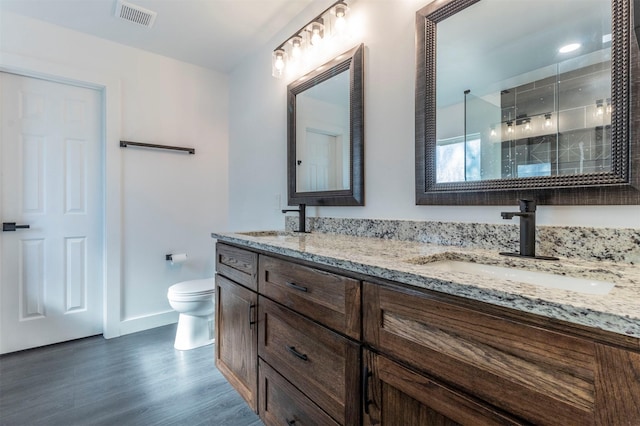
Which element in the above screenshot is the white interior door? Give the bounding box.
[0,72,103,354]
[300,129,340,191]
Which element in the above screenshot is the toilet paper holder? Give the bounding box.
[166,253,187,262]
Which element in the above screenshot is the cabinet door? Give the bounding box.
[216,274,258,411]
[362,350,523,426]
[259,359,340,426]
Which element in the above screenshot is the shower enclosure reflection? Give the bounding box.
[435,0,612,183]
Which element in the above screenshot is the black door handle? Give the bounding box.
[3,222,30,232]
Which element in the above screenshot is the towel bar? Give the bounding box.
[120,140,195,154]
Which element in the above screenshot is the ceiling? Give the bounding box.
[0,0,316,73]
[436,0,611,106]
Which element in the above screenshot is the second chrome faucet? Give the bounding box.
[500,200,558,260]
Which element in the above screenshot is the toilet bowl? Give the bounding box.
[167,278,215,350]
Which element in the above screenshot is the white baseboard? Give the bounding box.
[118,310,179,336]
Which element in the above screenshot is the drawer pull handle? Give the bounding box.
[363,365,373,415]
[287,345,308,361]
[286,281,308,292]
[248,304,256,329]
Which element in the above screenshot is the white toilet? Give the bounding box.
[167,278,215,350]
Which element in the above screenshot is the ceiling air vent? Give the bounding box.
[115,0,157,28]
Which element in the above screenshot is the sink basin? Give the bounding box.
[425,260,615,295]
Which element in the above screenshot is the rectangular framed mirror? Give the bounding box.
[287,44,364,206]
[415,0,640,204]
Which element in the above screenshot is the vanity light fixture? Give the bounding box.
[310,19,325,46]
[290,36,303,58]
[334,1,348,33]
[544,113,553,128]
[596,99,605,116]
[490,126,496,137]
[272,48,287,77]
[606,98,612,114]
[272,0,351,78]
[523,118,532,132]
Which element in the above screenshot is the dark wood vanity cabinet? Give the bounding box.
[215,244,259,411]
[363,281,640,425]
[216,242,640,425]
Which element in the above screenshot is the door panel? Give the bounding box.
[1,72,103,354]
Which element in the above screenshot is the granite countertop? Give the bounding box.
[211,230,640,339]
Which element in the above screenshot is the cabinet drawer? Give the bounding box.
[259,359,340,426]
[259,255,361,339]
[258,296,360,425]
[363,282,597,425]
[363,350,524,426]
[216,243,258,291]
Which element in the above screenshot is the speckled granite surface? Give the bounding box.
[212,227,640,339]
[286,217,640,264]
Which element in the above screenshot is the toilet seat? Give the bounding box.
[168,279,214,297]
[168,279,214,302]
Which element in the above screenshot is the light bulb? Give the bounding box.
[311,28,322,45]
[274,50,285,71]
[524,120,531,131]
[335,15,346,33]
[507,122,513,133]
[290,36,302,58]
[544,113,552,128]
[596,100,604,116]
[335,3,347,33]
[310,20,323,46]
[490,127,496,137]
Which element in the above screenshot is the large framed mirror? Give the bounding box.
[415,0,640,204]
[287,44,364,206]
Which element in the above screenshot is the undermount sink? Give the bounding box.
[422,260,615,295]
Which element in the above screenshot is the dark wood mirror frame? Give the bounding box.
[287,44,364,206]
[415,0,640,205]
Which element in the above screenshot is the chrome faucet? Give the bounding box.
[500,200,558,260]
[282,203,308,233]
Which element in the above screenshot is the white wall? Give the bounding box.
[1,11,229,335]
[228,0,640,230]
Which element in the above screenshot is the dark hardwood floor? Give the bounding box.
[0,324,263,426]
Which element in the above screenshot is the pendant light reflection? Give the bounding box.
[544,113,553,128]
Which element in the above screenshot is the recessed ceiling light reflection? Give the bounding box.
[559,43,581,54]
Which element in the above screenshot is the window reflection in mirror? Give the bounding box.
[435,0,612,183]
[295,69,350,192]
